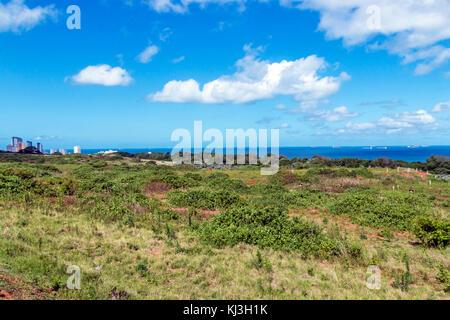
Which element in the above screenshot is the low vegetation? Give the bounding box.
[0,152,448,299]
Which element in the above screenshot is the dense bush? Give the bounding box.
[197,206,345,258]
[167,188,244,210]
[436,264,450,292]
[0,170,58,198]
[205,176,249,192]
[413,216,449,248]
[0,167,36,179]
[424,156,450,174]
[183,172,203,181]
[352,168,374,178]
[329,189,431,230]
[248,188,332,211]
[290,189,334,208]
[155,174,199,189]
[266,170,301,186]
[84,193,159,226]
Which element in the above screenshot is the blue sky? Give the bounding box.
[0,0,449,150]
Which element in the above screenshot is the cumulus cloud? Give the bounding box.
[432,101,450,113]
[70,65,133,86]
[378,110,436,128]
[283,0,450,75]
[337,109,437,135]
[137,44,160,63]
[345,122,376,131]
[288,101,358,123]
[306,106,359,122]
[0,0,56,33]
[142,1,450,73]
[149,45,349,104]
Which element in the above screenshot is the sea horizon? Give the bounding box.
[72,145,450,163]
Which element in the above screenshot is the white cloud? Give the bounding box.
[34,135,58,141]
[137,44,160,63]
[345,122,376,131]
[149,45,349,104]
[159,27,172,41]
[0,0,56,33]
[378,110,436,128]
[172,56,185,64]
[386,128,402,135]
[432,101,450,112]
[70,65,133,86]
[322,106,358,122]
[144,0,245,13]
[293,104,358,122]
[142,1,450,73]
[283,0,450,75]
[337,109,437,135]
[275,104,287,110]
[277,123,290,129]
[375,109,437,134]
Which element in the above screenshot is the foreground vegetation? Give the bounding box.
[0,153,448,299]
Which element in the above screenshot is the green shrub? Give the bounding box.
[251,251,272,272]
[393,255,412,291]
[206,176,249,192]
[330,168,354,178]
[84,193,157,226]
[167,188,244,210]
[329,189,431,230]
[206,172,229,180]
[267,170,301,186]
[0,167,35,179]
[183,172,203,181]
[197,206,342,258]
[157,174,199,189]
[441,199,450,208]
[413,216,449,248]
[436,263,450,292]
[290,189,334,209]
[352,168,374,178]
[249,182,287,195]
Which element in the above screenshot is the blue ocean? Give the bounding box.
[82,146,450,163]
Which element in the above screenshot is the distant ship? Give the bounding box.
[408,145,419,149]
[376,147,388,150]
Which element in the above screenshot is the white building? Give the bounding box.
[74,146,81,154]
[50,149,57,155]
[97,150,118,155]
[59,149,68,155]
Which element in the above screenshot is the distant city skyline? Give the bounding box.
[3,135,81,155]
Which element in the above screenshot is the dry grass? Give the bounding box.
[311,177,371,193]
[0,204,448,300]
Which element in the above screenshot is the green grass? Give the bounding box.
[0,153,448,299]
